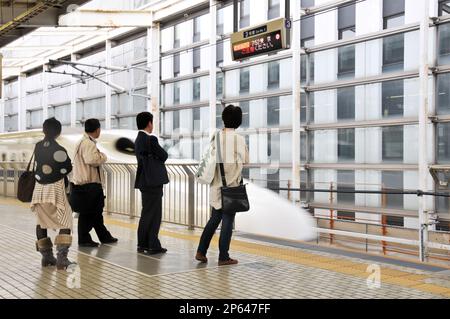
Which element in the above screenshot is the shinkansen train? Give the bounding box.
[0,128,317,242]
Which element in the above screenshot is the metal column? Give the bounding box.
[146,27,152,115]
[70,53,77,128]
[418,0,430,262]
[17,73,26,132]
[291,0,302,203]
[0,79,4,133]
[150,20,161,137]
[42,65,49,121]
[105,40,112,130]
[209,0,218,135]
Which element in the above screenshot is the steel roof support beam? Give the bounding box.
[58,9,154,28]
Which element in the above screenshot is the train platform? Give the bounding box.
[0,198,450,299]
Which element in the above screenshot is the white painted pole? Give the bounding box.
[0,79,4,133]
[291,0,301,203]
[105,39,112,130]
[209,0,218,136]
[418,0,430,262]
[147,26,152,114]
[70,53,77,128]
[17,73,26,131]
[150,20,161,137]
[42,65,49,121]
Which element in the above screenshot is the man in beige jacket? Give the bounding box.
[73,119,117,247]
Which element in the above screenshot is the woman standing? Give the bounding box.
[31,118,75,270]
[196,105,249,266]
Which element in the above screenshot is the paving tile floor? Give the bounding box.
[0,201,449,299]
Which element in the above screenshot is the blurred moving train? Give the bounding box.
[0,128,317,242]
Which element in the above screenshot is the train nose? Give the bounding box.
[115,137,135,155]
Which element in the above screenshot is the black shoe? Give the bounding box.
[147,247,168,255]
[137,247,148,254]
[101,237,118,244]
[79,241,100,247]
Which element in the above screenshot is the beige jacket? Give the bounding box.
[72,133,107,185]
[210,129,249,210]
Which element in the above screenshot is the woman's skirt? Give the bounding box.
[31,179,73,230]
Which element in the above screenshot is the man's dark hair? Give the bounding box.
[136,112,153,130]
[85,118,101,133]
[222,105,242,129]
[43,117,62,140]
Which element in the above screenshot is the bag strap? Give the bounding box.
[26,150,35,172]
[216,131,227,187]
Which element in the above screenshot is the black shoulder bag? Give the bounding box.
[17,151,36,203]
[217,132,250,214]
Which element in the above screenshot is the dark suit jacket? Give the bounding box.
[134,131,169,191]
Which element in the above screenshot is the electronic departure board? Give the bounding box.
[231,18,289,61]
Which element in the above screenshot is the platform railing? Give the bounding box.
[0,161,449,263]
[101,163,209,229]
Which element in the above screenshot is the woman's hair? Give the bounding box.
[43,117,62,140]
[222,105,242,129]
[85,118,101,133]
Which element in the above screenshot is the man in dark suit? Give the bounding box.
[135,112,169,255]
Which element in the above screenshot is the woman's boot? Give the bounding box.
[36,237,57,267]
[55,234,75,270]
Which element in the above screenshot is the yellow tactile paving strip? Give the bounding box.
[105,217,450,298]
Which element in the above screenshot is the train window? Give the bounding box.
[1,153,6,162]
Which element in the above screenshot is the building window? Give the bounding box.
[337,87,355,120]
[300,92,314,124]
[268,132,280,163]
[173,82,180,105]
[267,61,280,89]
[338,128,355,161]
[382,80,404,117]
[216,73,224,98]
[216,41,224,66]
[216,105,224,129]
[337,211,355,221]
[240,0,250,29]
[193,47,200,73]
[436,220,450,232]
[268,0,280,20]
[267,170,280,194]
[193,17,201,42]
[300,39,315,84]
[337,2,355,79]
[382,171,403,209]
[217,9,224,35]
[267,97,279,127]
[438,23,450,65]
[382,1,404,72]
[382,126,403,162]
[338,45,355,78]
[437,73,450,115]
[174,25,181,49]
[439,0,450,16]
[173,110,180,131]
[240,68,250,93]
[193,78,201,101]
[173,53,180,77]
[383,215,404,227]
[337,170,355,206]
[382,34,404,72]
[383,0,405,29]
[193,108,200,132]
[437,123,450,163]
[240,101,249,129]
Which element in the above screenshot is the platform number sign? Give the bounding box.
[231,18,289,61]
